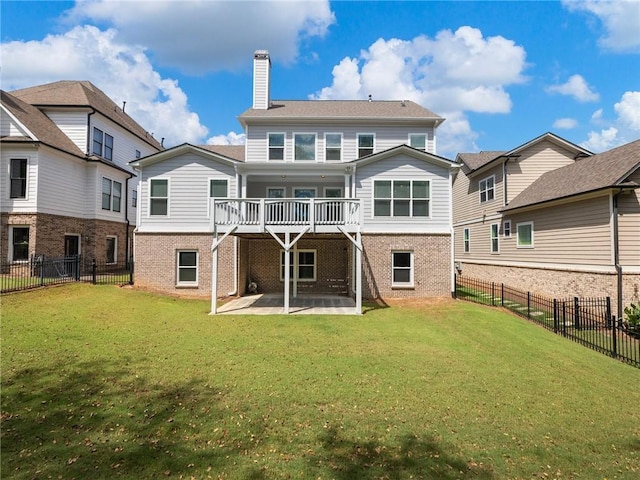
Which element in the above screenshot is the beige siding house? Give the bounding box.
[453,134,640,318]
[132,50,458,314]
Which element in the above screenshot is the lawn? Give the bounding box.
[2,284,639,479]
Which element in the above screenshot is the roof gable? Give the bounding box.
[354,144,457,170]
[130,143,242,169]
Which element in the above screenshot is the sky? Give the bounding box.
[1,0,639,158]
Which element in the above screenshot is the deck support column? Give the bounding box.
[210,226,238,315]
[338,226,363,315]
[284,232,291,314]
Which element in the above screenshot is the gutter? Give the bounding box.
[124,172,135,263]
[612,189,623,321]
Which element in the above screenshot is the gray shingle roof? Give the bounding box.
[502,138,640,212]
[1,90,85,157]
[198,145,245,162]
[10,81,163,151]
[239,100,443,122]
[457,151,506,173]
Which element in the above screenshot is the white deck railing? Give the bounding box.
[212,198,362,230]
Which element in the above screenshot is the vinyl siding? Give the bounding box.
[138,153,237,233]
[44,111,88,153]
[0,145,38,212]
[619,171,640,267]
[506,140,578,202]
[253,57,270,109]
[36,146,87,217]
[245,124,435,163]
[92,164,129,223]
[452,163,504,224]
[356,153,451,233]
[1,108,31,136]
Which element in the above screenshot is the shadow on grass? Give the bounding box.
[1,359,238,479]
[314,427,494,479]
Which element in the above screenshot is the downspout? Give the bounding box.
[86,108,96,155]
[450,168,456,297]
[612,190,623,321]
[503,158,508,206]
[124,172,134,263]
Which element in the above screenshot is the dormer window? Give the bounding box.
[268,133,284,160]
[294,133,316,161]
[479,175,495,203]
[358,134,374,157]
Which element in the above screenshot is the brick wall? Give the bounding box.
[362,233,452,299]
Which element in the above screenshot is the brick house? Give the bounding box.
[453,133,640,318]
[1,82,163,266]
[131,50,459,313]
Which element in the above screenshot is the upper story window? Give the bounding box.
[210,179,228,202]
[132,189,138,208]
[373,180,430,217]
[268,133,285,160]
[101,177,122,212]
[409,134,426,151]
[135,149,141,159]
[93,127,114,161]
[358,134,374,157]
[294,133,316,161]
[479,175,495,203]
[10,158,27,199]
[149,179,168,216]
[325,133,342,161]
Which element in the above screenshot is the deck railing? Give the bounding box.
[212,198,362,230]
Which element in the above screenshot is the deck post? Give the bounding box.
[284,231,291,314]
[356,232,362,314]
[293,242,298,298]
[211,229,219,315]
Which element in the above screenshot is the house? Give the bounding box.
[131,50,459,314]
[1,81,163,267]
[453,133,640,318]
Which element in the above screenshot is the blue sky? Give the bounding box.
[1,0,639,158]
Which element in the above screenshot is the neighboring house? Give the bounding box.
[453,133,640,318]
[1,81,163,266]
[131,50,458,313]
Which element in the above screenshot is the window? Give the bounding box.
[9,226,29,262]
[294,133,316,161]
[325,133,342,161]
[106,236,117,264]
[92,127,114,160]
[479,175,495,203]
[358,134,374,157]
[373,180,430,217]
[210,179,228,198]
[132,189,138,208]
[10,158,27,199]
[268,133,285,160]
[517,222,534,248]
[267,187,285,198]
[324,187,342,197]
[409,134,426,151]
[280,250,316,281]
[177,250,198,286]
[102,178,122,212]
[490,224,499,253]
[149,179,168,216]
[392,251,413,287]
[463,228,470,253]
[104,133,114,161]
[93,127,103,156]
[503,220,511,238]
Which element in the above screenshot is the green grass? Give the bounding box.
[2,284,639,479]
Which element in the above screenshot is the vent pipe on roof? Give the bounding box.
[122,101,126,113]
[368,94,372,102]
[253,50,271,110]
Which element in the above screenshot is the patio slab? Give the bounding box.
[216,293,358,315]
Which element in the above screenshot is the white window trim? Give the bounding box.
[372,179,431,218]
[132,189,138,208]
[267,132,286,161]
[106,236,117,264]
[293,132,317,162]
[490,223,500,254]
[408,133,427,151]
[391,250,414,288]
[9,158,28,200]
[324,132,343,162]
[267,186,286,198]
[176,250,199,287]
[503,219,511,238]
[479,174,495,203]
[148,177,170,217]
[516,221,534,249]
[8,225,30,263]
[323,187,343,197]
[280,249,317,282]
[463,227,470,253]
[207,177,229,217]
[357,133,375,157]
[293,187,317,198]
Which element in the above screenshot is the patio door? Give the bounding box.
[293,188,316,222]
[64,234,80,279]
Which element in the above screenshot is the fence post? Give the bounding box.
[501,283,504,307]
[75,255,81,281]
[553,299,558,334]
[40,255,45,287]
[129,260,134,285]
[453,274,457,299]
[562,301,567,336]
[612,315,618,359]
[574,297,580,330]
[491,282,495,306]
[92,259,97,285]
[527,291,531,318]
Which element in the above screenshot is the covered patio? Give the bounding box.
[216,293,358,315]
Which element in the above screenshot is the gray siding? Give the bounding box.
[619,170,640,267]
[452,163,504,224]
[0,145,38,213]
[45,111,88,153]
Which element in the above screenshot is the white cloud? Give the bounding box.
[206,131,246,145]
[614,91,640,130]
[563,0,640,52]
[591,108,604,121]
[583,127,619,152]
[582,90,640,151]
[311,27,528,156]
[66,0,335,73]
[546,74,599,102]
[553,118,578,129]
[0,25,207,147]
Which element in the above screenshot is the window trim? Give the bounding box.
[357,133,375,158]
[106,236,117,264]
[479,175,495,203]
[503,220,511,238]
[102,177,122,212]
[516,221,534,249]
[280,249,317,282]
[149,178,169,217]
[92,127,104,156]
[324,132,343,162]
[463,227,470,253]
[268,132,285,161]
[408,133,427,151]
[490,223,500,254]
[104,133,114,161]
[102,177,112,211]
[208,177,229,217]
[8,225,30,263]
[323,187,343,197]
[9,158,28,199]
[132,189,138,208]
[293,132,317,161]
[391,250,414,288]
[176,250,199,287]
[372,179,431,218]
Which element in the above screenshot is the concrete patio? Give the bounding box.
[216,293,358,315]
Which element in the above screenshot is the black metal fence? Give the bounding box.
[1,255,133,293]
[455,275,640,368]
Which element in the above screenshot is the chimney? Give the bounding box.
[253,50,271,110]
